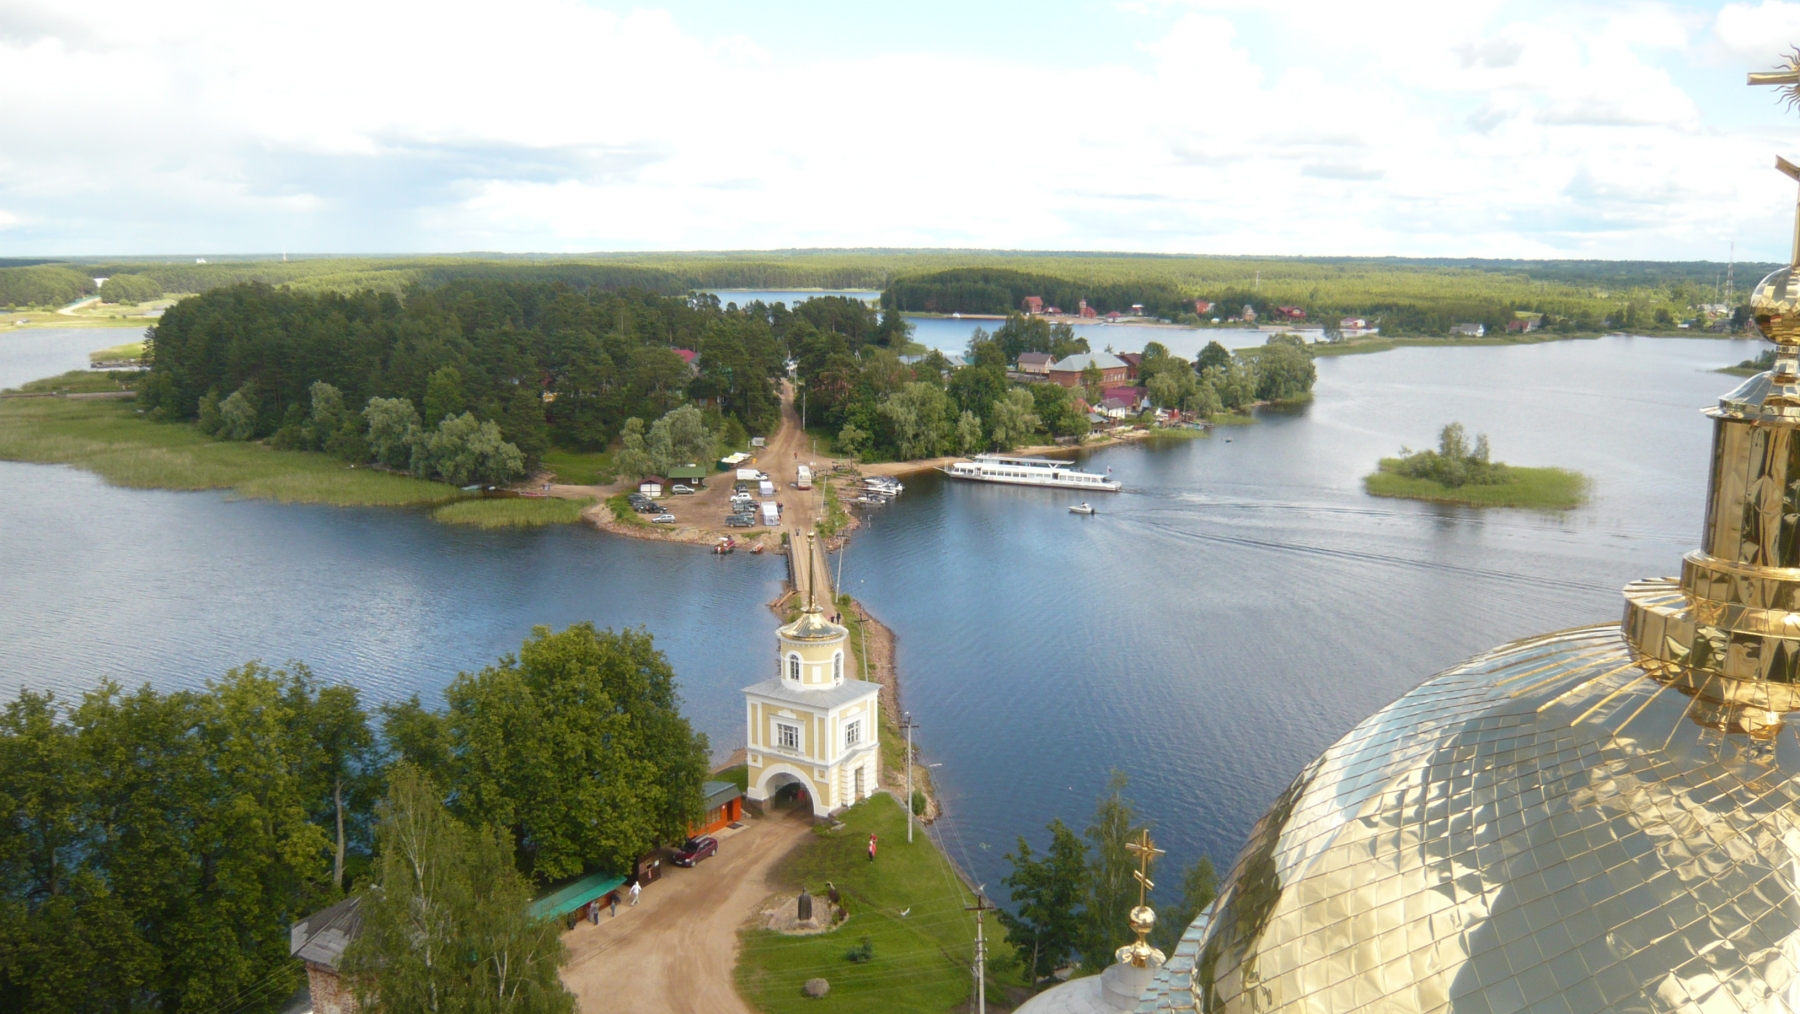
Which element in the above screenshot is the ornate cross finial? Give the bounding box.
[1117,829,1168,969]
[1126,828,1165,911]
[1751,57,1800,267]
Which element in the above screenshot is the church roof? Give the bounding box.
[741,677,877,709]
[780,607,845,642]
[290,895,362,971]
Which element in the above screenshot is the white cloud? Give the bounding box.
[0,0,1796,257]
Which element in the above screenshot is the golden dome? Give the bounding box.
[780,606,845,643]
[1751,265,1800,348]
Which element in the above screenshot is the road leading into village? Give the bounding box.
[559,809,813,1014]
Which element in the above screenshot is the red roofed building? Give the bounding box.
[1195,300,1214,315]
[1078,300,1098,319]
[1117,352,1143,381]
[1022,296,1044,315]
[673,348,697,364]
[1274,306,1307,321]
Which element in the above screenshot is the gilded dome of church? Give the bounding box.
[1136,175,1800,1013]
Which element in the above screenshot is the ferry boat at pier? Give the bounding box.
[941,453,1121,491]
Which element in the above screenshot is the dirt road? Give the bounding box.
[560,810,812,1014]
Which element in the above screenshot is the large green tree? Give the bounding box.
[343,765,573,1014]
[389,624,710,880]
[1081,772,1146,972]
[999,818,1089,982]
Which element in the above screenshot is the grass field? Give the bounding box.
[10,369,142,395]
[539,447,615,485]
[1364,460,1588,510]
[0,392,460,506]
[735,792,1004,1014]
[88,340,146,364]
[431,496,595,528]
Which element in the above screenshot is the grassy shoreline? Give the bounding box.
[0,391,462,506]
[432,496,595,528]
[1364,459,1587,510]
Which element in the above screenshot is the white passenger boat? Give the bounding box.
[941,453,1121,491]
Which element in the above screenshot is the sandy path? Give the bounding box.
[560,810,813,1014]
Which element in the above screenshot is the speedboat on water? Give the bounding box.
[1069,503,1096,515]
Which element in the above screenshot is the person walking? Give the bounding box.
[587,899,600,925]
[867,832,878,863]
[610,891,619,918]
[629,880,642,906]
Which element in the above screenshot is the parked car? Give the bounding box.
[634,502,660,513]
[651,513,677,524]
[672,484,695,494]
[672,836,718,867]
[726,515,754,528]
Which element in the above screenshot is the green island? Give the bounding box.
[1363,423,1587,510]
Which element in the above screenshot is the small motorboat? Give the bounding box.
[1069,503,1096,515]
[714,537,736,555]
[750,542,765,554]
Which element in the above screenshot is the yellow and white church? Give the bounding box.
[742,539,880,819]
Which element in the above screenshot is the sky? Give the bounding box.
[8,0,1800,259]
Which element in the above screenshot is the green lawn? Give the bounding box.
[735,793,1005,1013]
[0,393,460,506]
[431,496,595,528]
[1364,459,1588,510]
[539,447,615,485]
[9,369,143,395]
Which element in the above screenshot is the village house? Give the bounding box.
[1453,322,1486,337]
[1340,317,1368,330]
[1116,352,1142,381]
[1021,295,1044,314]
[291,897,363,1014]
[1274,306,1306,321]
[1129,303,1144,315]
[1103,385,1149,413]
[1016,351,1055,375]
[1077,299,1098,319]
[1047,351,1130,389]
[1505,315,1542,333]
[1241,305,1258,323]
[1194,299,1214,315]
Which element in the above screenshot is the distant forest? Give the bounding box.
[0,251,1770,337]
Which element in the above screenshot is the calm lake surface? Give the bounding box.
[0,329,1758,904]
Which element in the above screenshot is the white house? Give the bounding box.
[743,546,880,819]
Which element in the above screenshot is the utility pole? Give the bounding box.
[901,712,921,842]
[967,893,996,1014]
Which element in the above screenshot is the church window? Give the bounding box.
[833,652,843,683]
[788,654,801,681]
[844,720,861,747]
[776,722,799,751]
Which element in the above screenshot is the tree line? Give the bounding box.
[137,281,806,476]
[783,315,1316,465]
[0,623,706,1014]
[999,774,1219,984]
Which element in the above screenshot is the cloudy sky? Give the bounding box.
[7,0,1800,259]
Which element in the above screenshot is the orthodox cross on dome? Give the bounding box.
[1126,828,1165,910]
[1117,829,1168,968]
[1750,56,1800,267]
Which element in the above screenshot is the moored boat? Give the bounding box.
[941,453,1121,491]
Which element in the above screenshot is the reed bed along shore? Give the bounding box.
[432,496,595,528]
[0,395,458,506]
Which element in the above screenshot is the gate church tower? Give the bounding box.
[743,535,880,819]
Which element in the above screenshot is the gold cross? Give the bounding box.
[1751,56,1800,266]
[1125,829,1166,910]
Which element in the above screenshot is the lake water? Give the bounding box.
[0,328,1763,906]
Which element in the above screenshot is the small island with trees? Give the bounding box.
[1364,423,1587,510]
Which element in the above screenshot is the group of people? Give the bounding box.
[584,878,641,923]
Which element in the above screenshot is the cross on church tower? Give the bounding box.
[1751,57,1800,267]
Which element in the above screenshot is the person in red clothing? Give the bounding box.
[868,832,877,862]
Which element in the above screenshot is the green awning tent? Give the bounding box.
[529,871,626,921]
[667,465,708,481]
